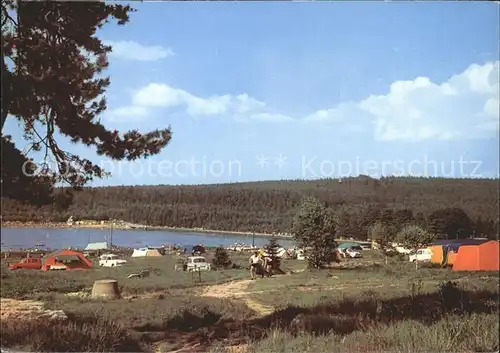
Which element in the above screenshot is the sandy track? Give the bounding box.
[0,298,67,321]
[200,279,274,316]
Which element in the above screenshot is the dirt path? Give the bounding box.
[0,298,67,321]
[200,279,274,316]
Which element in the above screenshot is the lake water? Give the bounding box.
[0,228,294,251]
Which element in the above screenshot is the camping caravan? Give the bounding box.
[452,240,499,272]
[131,247,163,258]
[42,249,93,271]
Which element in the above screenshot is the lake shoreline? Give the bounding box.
[0,221,293,240]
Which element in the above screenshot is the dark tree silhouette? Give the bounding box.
[1,1,172,203]
[212,247,232,269]
[291,196,338,269]
[1,177,498,240]
[1,135,54,205]
[265,237,282,272]
[427,208,473,239]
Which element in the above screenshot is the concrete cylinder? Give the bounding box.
[91,279,120,299]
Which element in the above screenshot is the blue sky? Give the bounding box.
[5,2,500,186]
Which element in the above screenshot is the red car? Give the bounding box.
[8,257,42,270]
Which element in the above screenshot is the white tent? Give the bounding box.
[131,247,163,257]
[84,242,109,251]
[260,247,289,259]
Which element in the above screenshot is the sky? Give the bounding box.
[4,2,500,186]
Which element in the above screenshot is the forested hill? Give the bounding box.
[2,176,498,240]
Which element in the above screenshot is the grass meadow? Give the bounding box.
[1,249,498,352]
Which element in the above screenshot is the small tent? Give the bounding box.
[42,249,93,271]
[131,247,163,257]
[452,240,499,272]
[258,247,288,258]
[85,242,109,251]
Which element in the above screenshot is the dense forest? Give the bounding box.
[1,176,498,240]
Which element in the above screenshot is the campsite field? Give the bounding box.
[1,250,498,352]
[0,253,253,299]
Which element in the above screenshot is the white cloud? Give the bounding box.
[106,105,149,122]
[250,113,292,122]
[107,61,498,134]
[133,83,188,107]
[104,40,175,61]
[117,83,291,123]
[304,102,362,124]
[304,61,500,141]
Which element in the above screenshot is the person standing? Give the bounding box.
[263,256,273,277]
[249,251,261,280]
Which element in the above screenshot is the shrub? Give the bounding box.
[265,238,282,271]
[212,247,232,269]
[1,314,142,352]
[291,197,338,268]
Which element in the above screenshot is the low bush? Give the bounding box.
[211,247,232,269]
[1,314,142,352]
[241,312,499,353]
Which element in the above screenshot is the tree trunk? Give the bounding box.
[384,255,388,266]
[1,110,7,132]
[2,52,9,133]
[415,260,419,270]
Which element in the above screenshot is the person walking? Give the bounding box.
[249,251,261,280]
[263,256,273,277]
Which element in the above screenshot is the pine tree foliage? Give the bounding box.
[1,177,498,241]
[212,246,232,269]
[1,1,172,203]
[291,197,338,269]
[265,237,282,271]
[368,221,398,265]
[397,224,436,253]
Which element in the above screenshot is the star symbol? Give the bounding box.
[255,154,269,169]
[274,154,287,169]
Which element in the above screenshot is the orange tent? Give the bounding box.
[447,251,458,266]
[430,245,444,264]
[42,249,93,271]
[452,240,499,272]
[430,239,490,266]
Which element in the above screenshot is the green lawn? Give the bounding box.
[1,249,498,353]
[248,252,499,308]
[0,253,250,299]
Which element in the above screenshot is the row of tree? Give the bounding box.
[211,196,438,270]
[2,177,498,240]
[293,197,438,269]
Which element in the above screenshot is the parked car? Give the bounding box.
[409,248,432,263]
[186,256,211,272]
[341,247,362,258]
[99,254,127,267]
[8,257,42,270]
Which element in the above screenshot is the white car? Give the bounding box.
[341,247,362,258]
[186,256,211,272]
[99,254,127,267]
[409,248,432,263]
